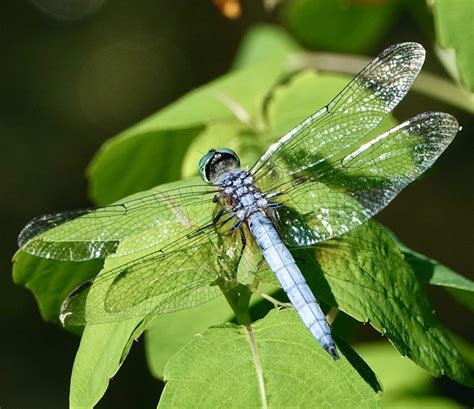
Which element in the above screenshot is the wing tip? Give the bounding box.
[59,279,92,326]
[377,42,426,71]
[412,111,460,138]
[17,208,94,250]
[17,215,43,248]
[385,41,425,56]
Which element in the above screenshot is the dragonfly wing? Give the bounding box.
[60,223,245,325]
[270,112,459,246]
[18,179,218,261]
[251,42,426,192]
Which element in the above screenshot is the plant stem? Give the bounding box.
[221,283,252,325]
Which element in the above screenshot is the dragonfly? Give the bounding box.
[18,43,459,360]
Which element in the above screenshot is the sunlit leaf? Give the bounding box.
[145,282,281,380]
[159,309,381,408]
[67,194,214,407]
[145,296,231,380]
[432,0,474,91]
[70,319,144,409]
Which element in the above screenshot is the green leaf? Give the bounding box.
[267,71,349,140]
[12,250,102,323]
[432,0,474,91]
[181,121,263,179]
[87,50,292,205]
[282,0,399,53]
[383,396,462,409]
[383,226,474,312]
[449,332,474,368]
[405,253,474,312]
[357,341,463,408]
[13,232,159,407]
[445,288,474,312]
[145,296,232,380]
[266,70,397,144]
[70,318,144,409]
[357,341,432,394]
[297,220,472,386]
[409,254,474,291]
[88,126,204,206]
[68,229,167,408]
[159,309,381,408]
[232,24,301,69]
[145,280,280,380]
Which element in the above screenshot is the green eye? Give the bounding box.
[198,150,215,183]
[218,147,238,157]
[198,148,240,183]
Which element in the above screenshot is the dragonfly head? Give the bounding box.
[199,148,241,184]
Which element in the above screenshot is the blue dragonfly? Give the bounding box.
[18,43,459,360]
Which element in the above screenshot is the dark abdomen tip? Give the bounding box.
[327,345,340,360]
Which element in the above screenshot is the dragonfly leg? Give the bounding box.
[221,213,237,226]
[231,219,242,230]
[266,191,284,209]
[267,202,282,209]
[265,191,283,200]
[186,221,216,238]
[218,226,247,284]
[236,227,246,265]
[213,206,226,224]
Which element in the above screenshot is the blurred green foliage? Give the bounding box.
[432,0,474,91]
[283,0,400,53]
[357,340,470,408]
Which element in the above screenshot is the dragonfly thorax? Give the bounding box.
[218,170,268,222]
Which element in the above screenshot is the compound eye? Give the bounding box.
[218,148,240,168]
[198,148,241,184]
[198,150,215,183]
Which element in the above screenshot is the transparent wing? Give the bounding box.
[18,179,219,261]
[60,218,246,325]
[270,112,458,246]
[250,42,426,192]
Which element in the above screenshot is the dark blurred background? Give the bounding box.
[1,1,472,408]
